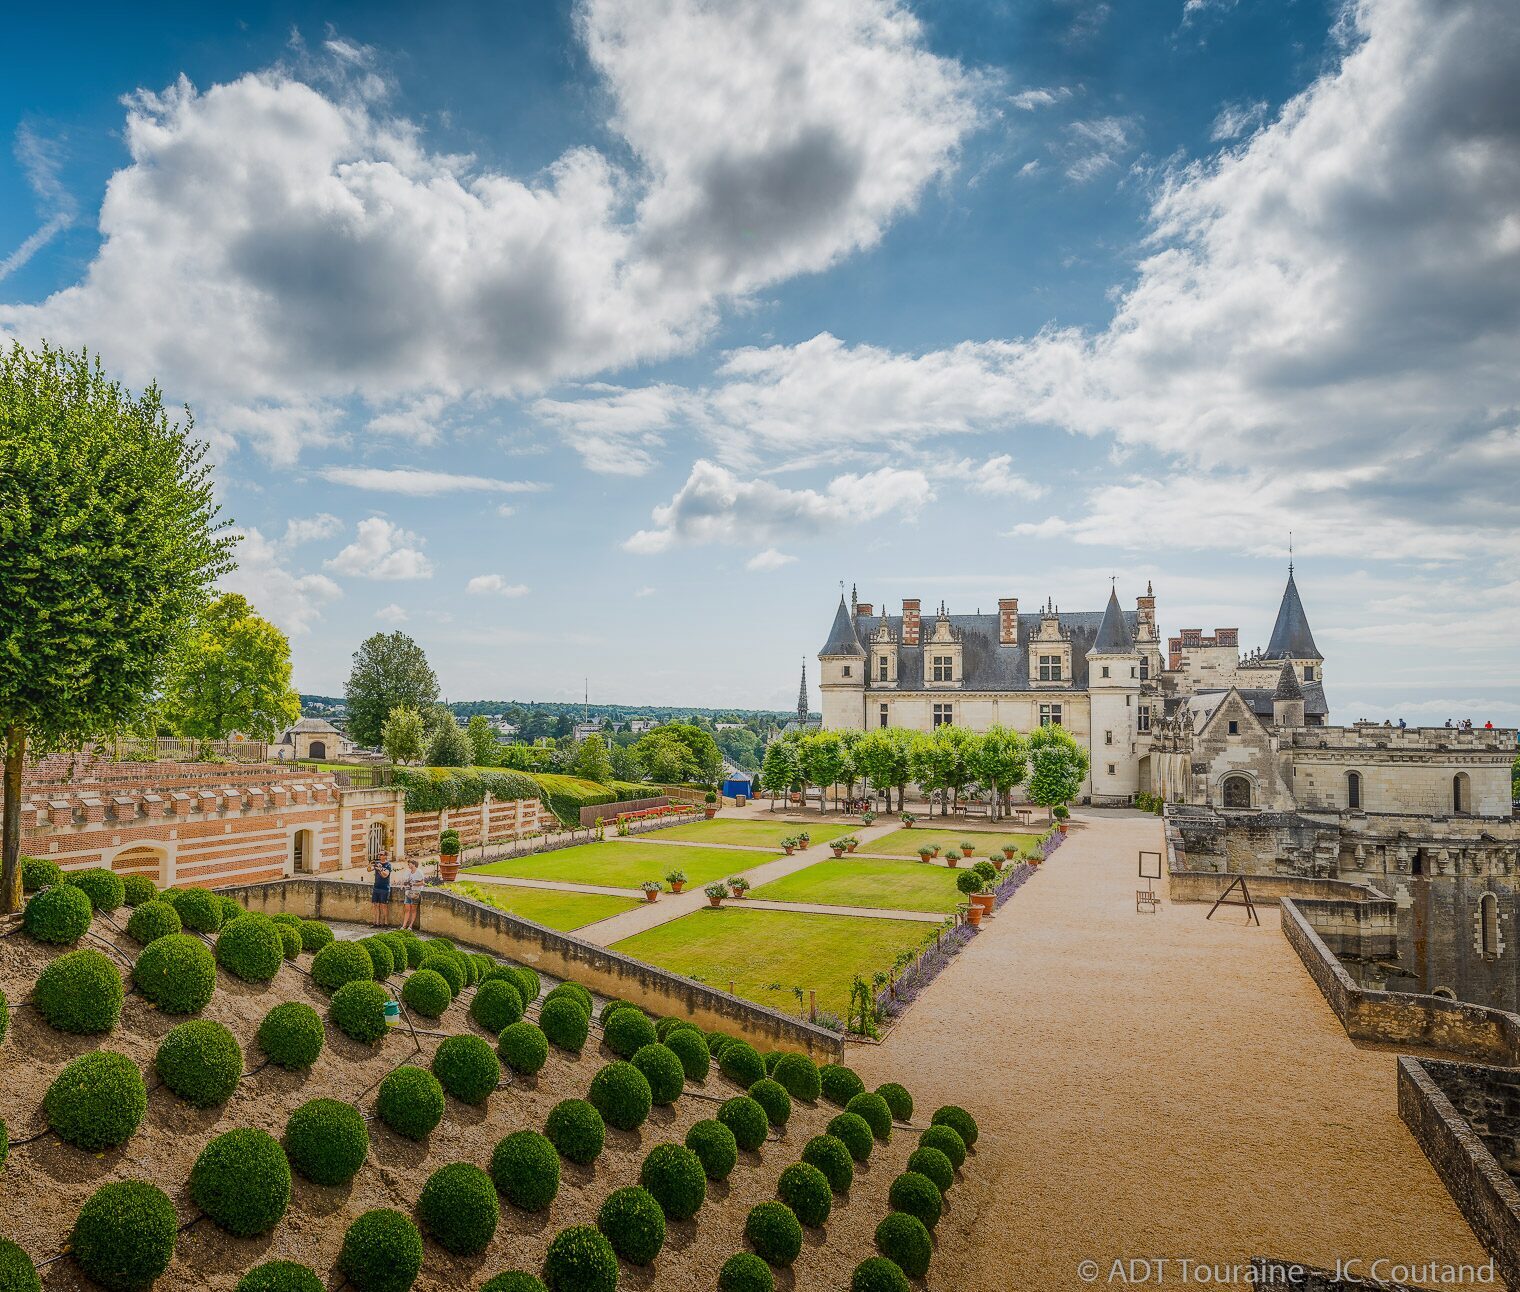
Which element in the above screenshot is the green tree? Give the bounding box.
[799,731,850,810]
[426,716,472,767]
[0,343,234,911]
[911,726,974,816]
[381,705,428,766]
[1026,724,1090,818]
[159,593,300,743]
[633,723,722,786]
[966,725,1029,820]
[609,741,644,783]
[759,739,801,806]
[466,715,499,767]
[852,728,917,811]
[344,632,439,748]
[572,732,613,784]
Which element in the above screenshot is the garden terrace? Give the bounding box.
[446,881,642,932]
[856,827,1044,860]
[748,858,966,914]
[652,819,856,848]
[465,842,764,891]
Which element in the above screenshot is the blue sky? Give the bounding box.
[3,0,1517,722]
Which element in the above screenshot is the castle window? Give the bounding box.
[931,655,953,682]
[1105,730,1114,745]
[1454,772,1470,815]
[1137,705,1151,733]
[1482,893,1500,959]
[842,665,851,677]
[1304,664,1316,682]
[1039,703,1063,727]
[1347,771,1362,810]
[1107,764,1116,776]
[1101,665,1110,679]
[1221,775,1252,809]
[879,703,889,729]
[1227,721,1239,735]
[1139,656,1150,680]
[878,656,889,682]
[1038,655,1063,681]
[932,703,954,727]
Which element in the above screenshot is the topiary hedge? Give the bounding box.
[718,1252,774,1292]
[539,995,590,1053]
[875,1212,932,1279]
[543,980,592,1015]
[311,939,374,992]
[718,1095,769,1152]
[631,1042,685,1106]
[417,951,464,997]
[277,923,303,960]
[481,1275,548,1292]
[167,887,222,933]
[126,899,181,945]
[851,1256,911,1292]
[218,895,246,927]
[433,1033,501,1105]
[845,1091,893,1142]
[216,912,286,983]
[359,935,394,980]
[827,1111,874,1163]
[271,912,303,928]
[120,874,158,907]
[506,965,541,1004]
[237,1261,324,1292]
[876,1081,913,1122]
[777,1161,832,1228]
[819,1062,866,1106]
[417,1162,499,1256]
[745,1201,803,1267]
[156,1019,243,1107]
[284,1098,369,1186]
[718,1039,766,1087]
[45,1050,146,1151]
[396,932,426,969]
[21,856,63,892]
[376,1065,445,1141]
[23,883,93,945]
[132,932,217,1013]
[256,1001,324,1070]
[471,978,524,1034]
[490,1130,560,1211]
[498,1020,549,1075]
[749,1077,792,1129]
[338,1209,424,1292]
[907,1145,955,1194]
[542,1225,617,1292]
[639,1142,706,1221]
[545,1099,605,1165]
[400,968,452,1019]
[771,1052,821,1102]
[64,867,126,913]
[930,1103,979,1147]
[685,1118,738,1181]
[379,932,410,972]
[596,1186,665,1266]
[331,979,391,1044]
[888,1170,942,1230]
[190,1127,292,1236]
[70,1180,177,1292]
[918,1123,966,1169]
[588,1061,652,1132]
[299,919,335,953]
[655,1028,706,1082]
[0,1240,38,1292]
[801,1133,854,1193]
[35,948,123,1034]
[602,1007,657,1059]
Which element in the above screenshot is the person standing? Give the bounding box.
[368,850,393,928]
[400,857,424,931]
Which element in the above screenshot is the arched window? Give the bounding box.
[1346,771,1362,810]
[1221,775,1252,809]
[1481,893,1500,959]
[1453,772,1470,814]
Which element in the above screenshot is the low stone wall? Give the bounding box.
[1168,868,1385,906]
[223,878,844,1062]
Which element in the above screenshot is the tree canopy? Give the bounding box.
[381,705,428,766]
[344,632,439,748]
[1026,725,1090,813]
[633,722,722,786]
[159,593,300,742]
[571,732,614,784]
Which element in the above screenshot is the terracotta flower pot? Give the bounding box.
[846,844,857,853]
[644,890,659,903]
[966,904,983,927]
[439,855,460,882]
[972,892,996,914]
[961,847,974,857]
[946,858,958,868]
[704,807,717,819]
[992,858,1004,872]
[1058,822,1069,834]
[708,896,723,908]
[831,847,845,858]
[783,846,795,855]
[670,882,685,894]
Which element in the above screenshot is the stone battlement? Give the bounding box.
[1285,725,1517,754]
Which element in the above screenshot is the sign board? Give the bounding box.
[1138,850,1162,880]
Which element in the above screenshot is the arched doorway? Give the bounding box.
[1221,775,1252,809]
[292,829,315,875]
[1346,771,1362,810]
[308,740,327,760]
[111,844,168,888]
[1453,772,1470,815]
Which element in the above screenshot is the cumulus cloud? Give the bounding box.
[466,574,530,596]
[325,517,433,580]
[530,384,695,475]
[317,466,548,496]
[935,453,1046,499]
[375,602,409,624]
[747,548,798,571]
[280,513,344,546]
[219,527,342,635]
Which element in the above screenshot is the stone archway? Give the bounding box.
[308,740,327,760]
[110,844,168,887]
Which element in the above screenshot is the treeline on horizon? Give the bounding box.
[299,695,805,723]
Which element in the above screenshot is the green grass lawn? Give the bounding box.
[463,841,760,890]
[447,881,641,931]
[610,907,932,1017]
[858,826,1043,859]
[748,857,964,913]
[652,818,854,848]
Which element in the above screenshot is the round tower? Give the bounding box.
[1086,585,1142,805]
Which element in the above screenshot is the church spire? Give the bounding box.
[797,658,809,724]
[1265,565,1321,660]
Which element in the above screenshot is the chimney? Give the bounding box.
[855,602,874,618]
[902,599,921,647]
[998,598,1019,646]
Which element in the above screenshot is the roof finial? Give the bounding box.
[1288,531,1294,576]
[851,582,858,614]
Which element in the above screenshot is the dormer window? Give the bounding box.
[877,656,888,682]
[1039,655,1063,681]
[1140,656,1150,680]
[931,655,954,682]
[1303,664,1316,682]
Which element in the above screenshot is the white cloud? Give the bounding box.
[0,125,78,282]
[1010,88,1070,111]
[746,548,798,571]
[325,517,433,580]
[634,585,657,597]
[375,602,409,624]
[219,526,342,635]
[530,384,694,475]
[495,503,516,518]
[280,513,344,546]
[1209,99,1267,141]
[1060,116,1135,182]
[317,467,548,496]
[934,453,1045,499]
[466,574,530,597]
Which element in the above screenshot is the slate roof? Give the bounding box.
[1192,684,1329,720]
[1092,587,1133,653]
[819,596,865,657]
[1264,570,1321,660]
[1272,658,1304,702]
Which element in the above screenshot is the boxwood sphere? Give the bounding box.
[744,1201,803,1267]
[490,1130,560,1211]
[875,1212,932,1279]
[258,1001,325,1070]
[338,1209,424,1292]
[718,1252,774,1292]
[379,932,410,972]
[706,1030,734,1056]
[506,965,540,1005]
[539,995,590,1053]
[133,931,217,1013]
[120,874,158,907]
[819,1062,866,1107]
[845,1092,893,1142]
[596,1186,665,1266]
[718,1096,769,1152]
[684,1118,738,1181]
[376,1065,446,1141]
[930,1103,979,1148]
[471,978,524,1034]
[588,1060,652,1131]
[851,1256,911,1292]
[0,1241,38,1292]
[771,1053,821,1102]
[481,1275,548,1292]
[955,868,983,896]
[127,899,182,945]
[748,1078,792,1129]
[285,1098,369,1186]
[401,968,452,1018]
[417,1162,499,1256]
[801,1134,854,1194]
[216,912,286,983]
[777,1161,832,1228]
[654,1015,688,1042]
[359,936,395,980]
[664,1026,711,1082]
[299,919,335,953]
[237,1262,324,1292]
[156,1019,243,1107]
[277,923,303,960]
[218,894,246,925]
[190,1127,292,1236]
[906,1146,955,1194]
[762,1050,781,1075]
[826,1112,874,1163]
[65,867,126,913]
[418,952,464,997]
[498,1020,549,1075]
[22,883,93,945]
[918,1123,967,1170]
[271,912,303,928]
[888,1170,942,1230]
[545,1099,605,1165]
[432,1034,501,1104]
[639,1142,706,1220]
[331,979,391,1044]
[597,998,631,1026]
[21,856,63,891]
[602,1007,657,1059]
[312,939,375,992]
[542,1225,617,1292]
[631,1042,685,1106]
[718,1039,765,1087]
[397,933,427,969]
[544,980,592,1015]
[35,948,123,1034]
[71,1181,176,1292]
[170,887,222,933]
[45,1050,146,1150]
[876,1082,913,1122]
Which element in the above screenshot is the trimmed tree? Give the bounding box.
[344,632,439,749]
[160,593,300,743]
[466,715,500,767]
[1026,725,1090,818]
[965,725,1029,820]
[426,715,472,768]
[381,704,428,766]
[759,739,801,809]
[798,731,850,812]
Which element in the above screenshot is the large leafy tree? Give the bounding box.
[381,705,428,766]
[759,739,801,806]
[850,728,916,811]
[1026,724,1091,817]
[572,733,613,784]
[344,632,439,748]
[633,722,722,786]
[160,593,300,742]
[911,725,974,815]
[0,343,234,912]
[799,731,850,810]
[966,725,1030,820]
[426,716,472,767]
[466,715,499,767]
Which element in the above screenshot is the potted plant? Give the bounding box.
[901,812,916,828]
[843,835,859,854]
[862,810,876,826]
[1053,805,1070,834]
[945,852,959,868]
[830,839,847,857]
[959,841,975,858]
[917,845,935,864]
[796,830,811,846]
[727,876,750,899]
[1026,848,1042,868]
[438,828,462,882]
[1002,843,1018,860]
[781,835,798,856]
[989,852,1005,873]
[704,791,719,820]
[962,899,983,928]
[957,870,993,916]
[929,844,941,858]
[665,869,687,894]
[641,880,663,903]
[704,882,727,908]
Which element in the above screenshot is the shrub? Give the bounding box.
[397,933,427,969]
[539,995,590,1052]
[545,1099,605,1165]
[596,1186,665,1266]
[706,1029,735,1056]
[749,1078,792,1128]
[481,1275,548,1292]
[876,1082,913,1122]
[918,1123,967,1169]
[685,1118,738,1181]
[400,968,451,1019]
[588,1060,652,1131]
[284,1098,369,1186]
[763,1050,781,1074]
[875,1212,932,1279]
[120,874,158,907]
[218,895,246,926]
[930,1103,979,1147]
[631,1042,685,1106]
[718,1096,769,1152]
[380,932,410,971]
[35,948,123,1034]
[418,1162,499,1256]
[491,1130,561,1211]
[45,1050,145,1150]
[133,933,216,1013]
[889,1170,943,1229]
[603,1007,657,1058]
[237,1262,324,1292]
[277,923,303,959]
[542,1225,617,1292]
[0,1242,30,1292]
[718,1253,774,1292]
[544,980,592,1014]
[719,1039,765,1087]
[955,869,983,895]
[216,912,285,983]
[433,1034,501,1104]
[338,1209,424,1292]
[422,935,455,954]
[70,1181,176,1292]
[744,1201,803,1267]
[126,899,181,944]
[819,1062,866,1106]
[22,883,93,944]
[771,1052,821,1102]
[471,978,524,1033]
[655,1015,693,1041]
[299,919,334,952]
[417,951,464,997]
[170,887,222,933]
[271,912,303,928]
[506,965,540,1005]
[665,1027,711,1082]
[331,979,391,1044]
[801,1134,854,1193]
[777,1161,832,1228]
[639,1142,706,1220]
[156,1019,243,1107]
[376,1065,445,1141]
[598,998,632,1025]
[21,856,63,891]
[827,1112,874,1163]
[846,1091,893,1142]
[64,867,125,913]
[190,1127,292,1236]
[257,1001,324,1070]
[907,1145,955,1193]
[359,935,395,980]
[851,1256,911,1292]
[312,940,375,992]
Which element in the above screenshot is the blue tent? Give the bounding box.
[721,771,754,799]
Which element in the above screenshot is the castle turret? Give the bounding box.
[1087,586,1141,804]
[818,593,866,730]
[1264,564,1323,687]
[1272,659,1305,728]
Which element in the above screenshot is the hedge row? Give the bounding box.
[392,768,543,814]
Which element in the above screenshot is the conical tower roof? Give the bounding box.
[819,594,865,657]
[1272,658,1304,702]
[1265,568,1321,660]
[1091,585,1133,653]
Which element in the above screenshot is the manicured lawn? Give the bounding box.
[447,881,641,931]
[749,857,964,913]
[463,841,759,890]
[652,818,854,848]
[610,907,932,1017]
[859,827,1043,859]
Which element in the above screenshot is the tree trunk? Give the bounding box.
[2,724,26,915]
